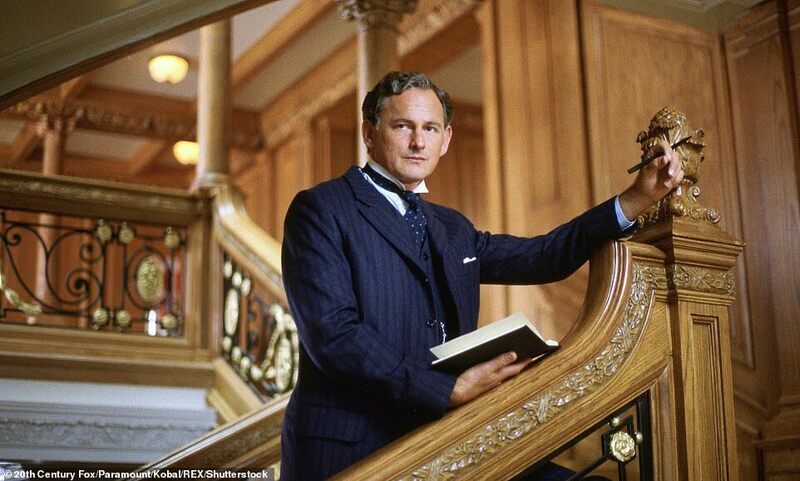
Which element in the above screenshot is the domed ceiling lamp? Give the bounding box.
[148,54,189,84]
[173,141,198,165]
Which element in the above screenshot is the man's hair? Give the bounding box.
[362,71,454,127]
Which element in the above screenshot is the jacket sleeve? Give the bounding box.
[281,189,457,415]
[477,197,630,284]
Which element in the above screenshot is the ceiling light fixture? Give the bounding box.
[173,141,199,165]
[148,54,189,84]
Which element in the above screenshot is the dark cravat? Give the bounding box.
[362,163,428,247]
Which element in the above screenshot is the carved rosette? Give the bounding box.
[338,0,418,31]
[635,107,721,229]
[400,263,667,480]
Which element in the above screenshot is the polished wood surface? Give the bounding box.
[725,1,800,478]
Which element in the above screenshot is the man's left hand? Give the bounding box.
[619,138,685,220]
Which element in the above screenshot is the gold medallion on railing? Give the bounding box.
[609,431,636,463]
[224,289,239,336]
[161,313,178,330]
[118,223,135,244]
[221,336,233,353]
[92,307,109,327]
[136,256,165,304]
[115,309,132,328]
[163,227,180,250]
[95,220,112,243]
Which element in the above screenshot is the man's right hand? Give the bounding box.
[448,352,533,407]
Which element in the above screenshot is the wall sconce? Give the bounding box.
[148,54,189,84]
[173,141,198,165]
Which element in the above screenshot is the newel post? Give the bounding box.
[631,108,743,481]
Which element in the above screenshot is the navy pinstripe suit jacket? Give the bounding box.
[280,166,628,480]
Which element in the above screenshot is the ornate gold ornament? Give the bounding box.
[667,264,735,296]
[250,365,264,382]
[0,258,42,316]
[401,263,667,480]
[221,336,233,353]
[161,313,178,330]
[224,289,240,336]
[223,260,233,279]
[92,308,109,327]
[261,306,300,393]
[239,356,252,374]
[95,220,113,243]
[135,256,165,304]
[232,271,242,288]
[609,431,636,463]
[231,346,242,363]
[241,277,252,296]
[163,227,180,250]
[115,309,132,328]
[118,223,135,244]
[635,107,721,228]
[0,258,43,316]
[338,0,418,30]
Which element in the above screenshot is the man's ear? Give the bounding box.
[440,124,453,157]
[361,120,375,153]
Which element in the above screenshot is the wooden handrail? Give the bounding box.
[212,183,285,303]
[334,240,671,480]
[0,168,201,226]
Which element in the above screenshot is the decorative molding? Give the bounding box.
[265,70,357,150]
[267,0,479,150]
[667,264,735,295]
[0,400,214,463]
[398,0,480,55]
[400,262,667,480]
[338,0,419,31]
[2,99,263,150]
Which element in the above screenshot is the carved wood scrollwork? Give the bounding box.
[635,107,721,228]
[400,262,667,480]
[667,264,735,296]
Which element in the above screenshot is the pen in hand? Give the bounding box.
[627,136,692,174]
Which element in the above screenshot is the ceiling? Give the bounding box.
[0,0,761,188]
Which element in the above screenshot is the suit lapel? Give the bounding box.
[423,202,472,336]
[344,167,426,274]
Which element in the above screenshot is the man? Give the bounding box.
[280,71,683,480]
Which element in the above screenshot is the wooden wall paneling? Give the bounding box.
[474,1,509,327]
[725,2,800,476]
[271,128,314,241]
[582,2,766,477]
[234,152,271,234]
[490,0,591,339]
[313,93,358,184]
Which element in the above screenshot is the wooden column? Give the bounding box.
[31,113,74,321]
[632,109,743,481]
[337,0,417,165]
[193,19,232,191]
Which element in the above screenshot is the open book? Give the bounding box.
[430,312,559,374]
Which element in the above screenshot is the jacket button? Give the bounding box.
[423,277,429,283]
[426,318,436,327]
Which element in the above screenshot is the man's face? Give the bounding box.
[362,88,452,190]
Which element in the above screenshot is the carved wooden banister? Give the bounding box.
[337,108,743,480]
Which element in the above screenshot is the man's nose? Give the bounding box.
[410,129,425,149]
